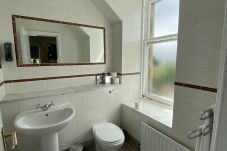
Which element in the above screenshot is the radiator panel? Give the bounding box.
[141,122,191,151]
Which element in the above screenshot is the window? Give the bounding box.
[142,0,180,105]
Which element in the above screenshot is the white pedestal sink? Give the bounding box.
[14,104,75,151]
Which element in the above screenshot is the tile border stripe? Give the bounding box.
[4,73,102,84]
[0,76,217,93]
[118,72,141,76]
[0,72,141,86]
[174,82,217,93]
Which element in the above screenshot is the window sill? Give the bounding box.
[123,98,173,128]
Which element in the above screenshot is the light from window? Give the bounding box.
[143,0,179,105]
[152,0,180,37]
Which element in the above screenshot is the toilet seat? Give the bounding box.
[93,122,124,144]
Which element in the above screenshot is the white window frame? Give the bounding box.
[141,0,178,106]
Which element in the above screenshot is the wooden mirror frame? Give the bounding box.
[12,15,106,67]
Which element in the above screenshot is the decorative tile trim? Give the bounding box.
[12,15,106,67]
[174,82,217,93]
[0,72,140,86]
[118,72,141,76]
[4,73,103,84]
[0,74,217,94]
[0,74,218,95]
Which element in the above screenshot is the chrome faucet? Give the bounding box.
[37,101,55,111]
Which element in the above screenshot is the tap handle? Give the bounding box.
[47,101,55,108]
[50,101,55,106]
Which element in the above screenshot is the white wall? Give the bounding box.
[0,68,4,151]
[215,77,227,151]
[0,108,4,151]
[0,74,141,151]
[0,1,114,150]
[0,88,122,151]
[1,0,224,150]
[120,0,225,149]
[0,70,5,100]
[0,57,5,151]
[0,0,113,93]
[0,1,142,151]
[173,0,225,147]
[106,0,142,74]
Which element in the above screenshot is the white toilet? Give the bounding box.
[93,122,125,151]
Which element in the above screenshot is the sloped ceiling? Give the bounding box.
[91,0,121,23]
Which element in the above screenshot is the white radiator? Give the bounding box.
[141,122,191,151]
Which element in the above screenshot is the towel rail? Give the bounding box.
[203,123,213,136]
[200,108,214,120]
[187,128,202,139]
[187,124,213,140]
[188,107,214,140]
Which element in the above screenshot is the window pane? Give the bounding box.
[151,0,179,37]
[147,41,177,100]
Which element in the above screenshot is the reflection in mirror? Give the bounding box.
[29,36,57,64]
[13,15,105,66]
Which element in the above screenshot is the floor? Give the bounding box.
[84,142,137,151]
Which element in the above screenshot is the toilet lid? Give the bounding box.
[93,123,124,143]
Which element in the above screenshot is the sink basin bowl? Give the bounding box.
[14,104,75,135]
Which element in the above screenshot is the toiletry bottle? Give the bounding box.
[104,73,111,84]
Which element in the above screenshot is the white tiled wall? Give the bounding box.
[0,74,141,151]
[0,0,224,150]
[122,104,191,149]
[0,88,122,151]
[0,68,5,131]
[105,0,142,74]
[0,1,142,150]
[0,68,5,97]
[173,0,225,148]
[0,0,142,93]
[120,74,141,101]
[215,73,227,151]
[0,0,113,91]
[122,86,217,149]
[176,0,224,88]
[4,76,96,94]
[120,0,225,149]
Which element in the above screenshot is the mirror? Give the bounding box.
[12,15,106,66]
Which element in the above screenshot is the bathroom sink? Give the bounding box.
[14,104,75,135]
